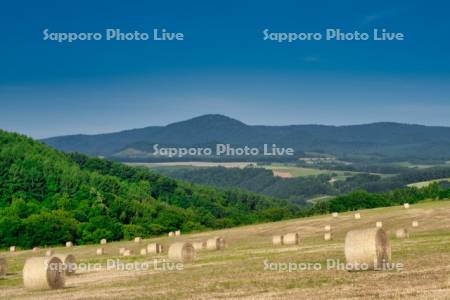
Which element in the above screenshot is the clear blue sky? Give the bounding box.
[1,0,449,138]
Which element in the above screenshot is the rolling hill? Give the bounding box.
[42,114,450,162]
[0,130,299,248]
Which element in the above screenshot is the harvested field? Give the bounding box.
[2,201,450,299]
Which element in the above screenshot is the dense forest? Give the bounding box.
[157,167,335,205]
[0,130,299,249]
[158,165,450,204]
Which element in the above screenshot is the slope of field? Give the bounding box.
[408,178,450,188]
[2,201,450,299]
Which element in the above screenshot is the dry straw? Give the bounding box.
[23,257,65,290]
[219,237,226,249]
[32,247,40,253]
[0,257,7,277]
[54,254,76,276]
[332,212,338,217]
[192,241,207,250]
[119,247,126,255]
[175,230,181,236]
[345,227,391,270]
[100,239,107,245]
[376,221,383,228]
[272,235,284,246]
[412,220,419,227]
[65,241,73,248]
[96,248,104,255]
[403,203,410,209]
[168,242,195,262]
[354,213,361,219]
[168,232,174,237]
[134,237,142,243]
[140,248,147,256]
[147,243,163,254]
[324,232,332,241]
[123,249,133,256]
[9,246,16,252]
[45,249,54,257]
[283,233,299,245]
[395,228,409,239]
[324,225,331,232]
[206,237,225,250]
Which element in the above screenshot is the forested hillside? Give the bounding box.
[157,167,335,205]
[0,130,299,249]
[157,165,450,204]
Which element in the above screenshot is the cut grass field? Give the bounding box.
[128,162,256,169]
[262,163,371,180]
[264,164,332,177]
[407,178,450,188]
[2,200,450,299]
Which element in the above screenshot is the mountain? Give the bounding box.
[42,114,450,161]
[0,129,299,248]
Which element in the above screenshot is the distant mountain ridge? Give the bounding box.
[42,114,450,161]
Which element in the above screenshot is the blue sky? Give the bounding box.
[1,0,449,138]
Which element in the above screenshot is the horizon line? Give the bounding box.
[33,113,450,140]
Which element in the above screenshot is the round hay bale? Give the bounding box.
[140,248,147,256]
[9,246,16,252]
[354,213,361,219]
[168,242,195,262]
[376,221,383,228]
[23,257,65,290]
[332,212,338,217]
[119,247,126,255]
[123,249,133,256]
[283,233,299,245]
[395,228,409,239]
[134,237,142,243]
[344,227,391,270]
[324,232,332,241]
[206,237,225,250]
[175,230,181,236]
[192,241,207,250]
[272,235,283,246]
[403,203,410,209]
[324,225,331,232]
[100,239,107,245]
[96,248,104,255]
[168,232,174,237]
[218,237,226,249]
[45,249,54,257]
[147,243,163,254]
[65,241,73,248]
[54,254,76,276]
[32,247,40,253]
[0,257,7,277]
[412,220,419,227]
